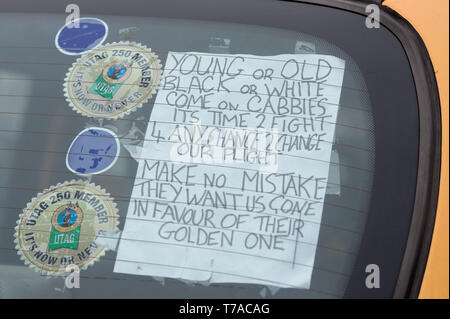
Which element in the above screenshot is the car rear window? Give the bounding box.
[0,0,419,298]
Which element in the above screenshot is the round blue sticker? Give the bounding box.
[55,17,108,55]
[66,127,120,175]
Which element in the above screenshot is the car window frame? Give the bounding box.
[0,0,441,299]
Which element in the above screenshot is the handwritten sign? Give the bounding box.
[114,52,345,288]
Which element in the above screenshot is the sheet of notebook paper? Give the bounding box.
[114,52,346,288]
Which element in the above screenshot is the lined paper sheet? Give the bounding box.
[114,52,345,288]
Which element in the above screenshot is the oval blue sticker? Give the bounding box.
[55,17,108,55]
[66,127,120,175]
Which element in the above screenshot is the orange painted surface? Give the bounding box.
[384,0,449,299]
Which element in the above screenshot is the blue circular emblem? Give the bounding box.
[55,17,108,55]
[66,127,120,175]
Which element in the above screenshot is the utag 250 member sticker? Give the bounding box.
[64,41,162,119]
[14,180,119,275]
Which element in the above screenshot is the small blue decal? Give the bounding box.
[66,127,120,175]
[55,17,108,55]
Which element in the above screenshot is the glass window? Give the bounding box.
[0,0,419,298]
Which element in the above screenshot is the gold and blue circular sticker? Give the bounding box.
[14,180,119,275]
[63,41,162,119]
